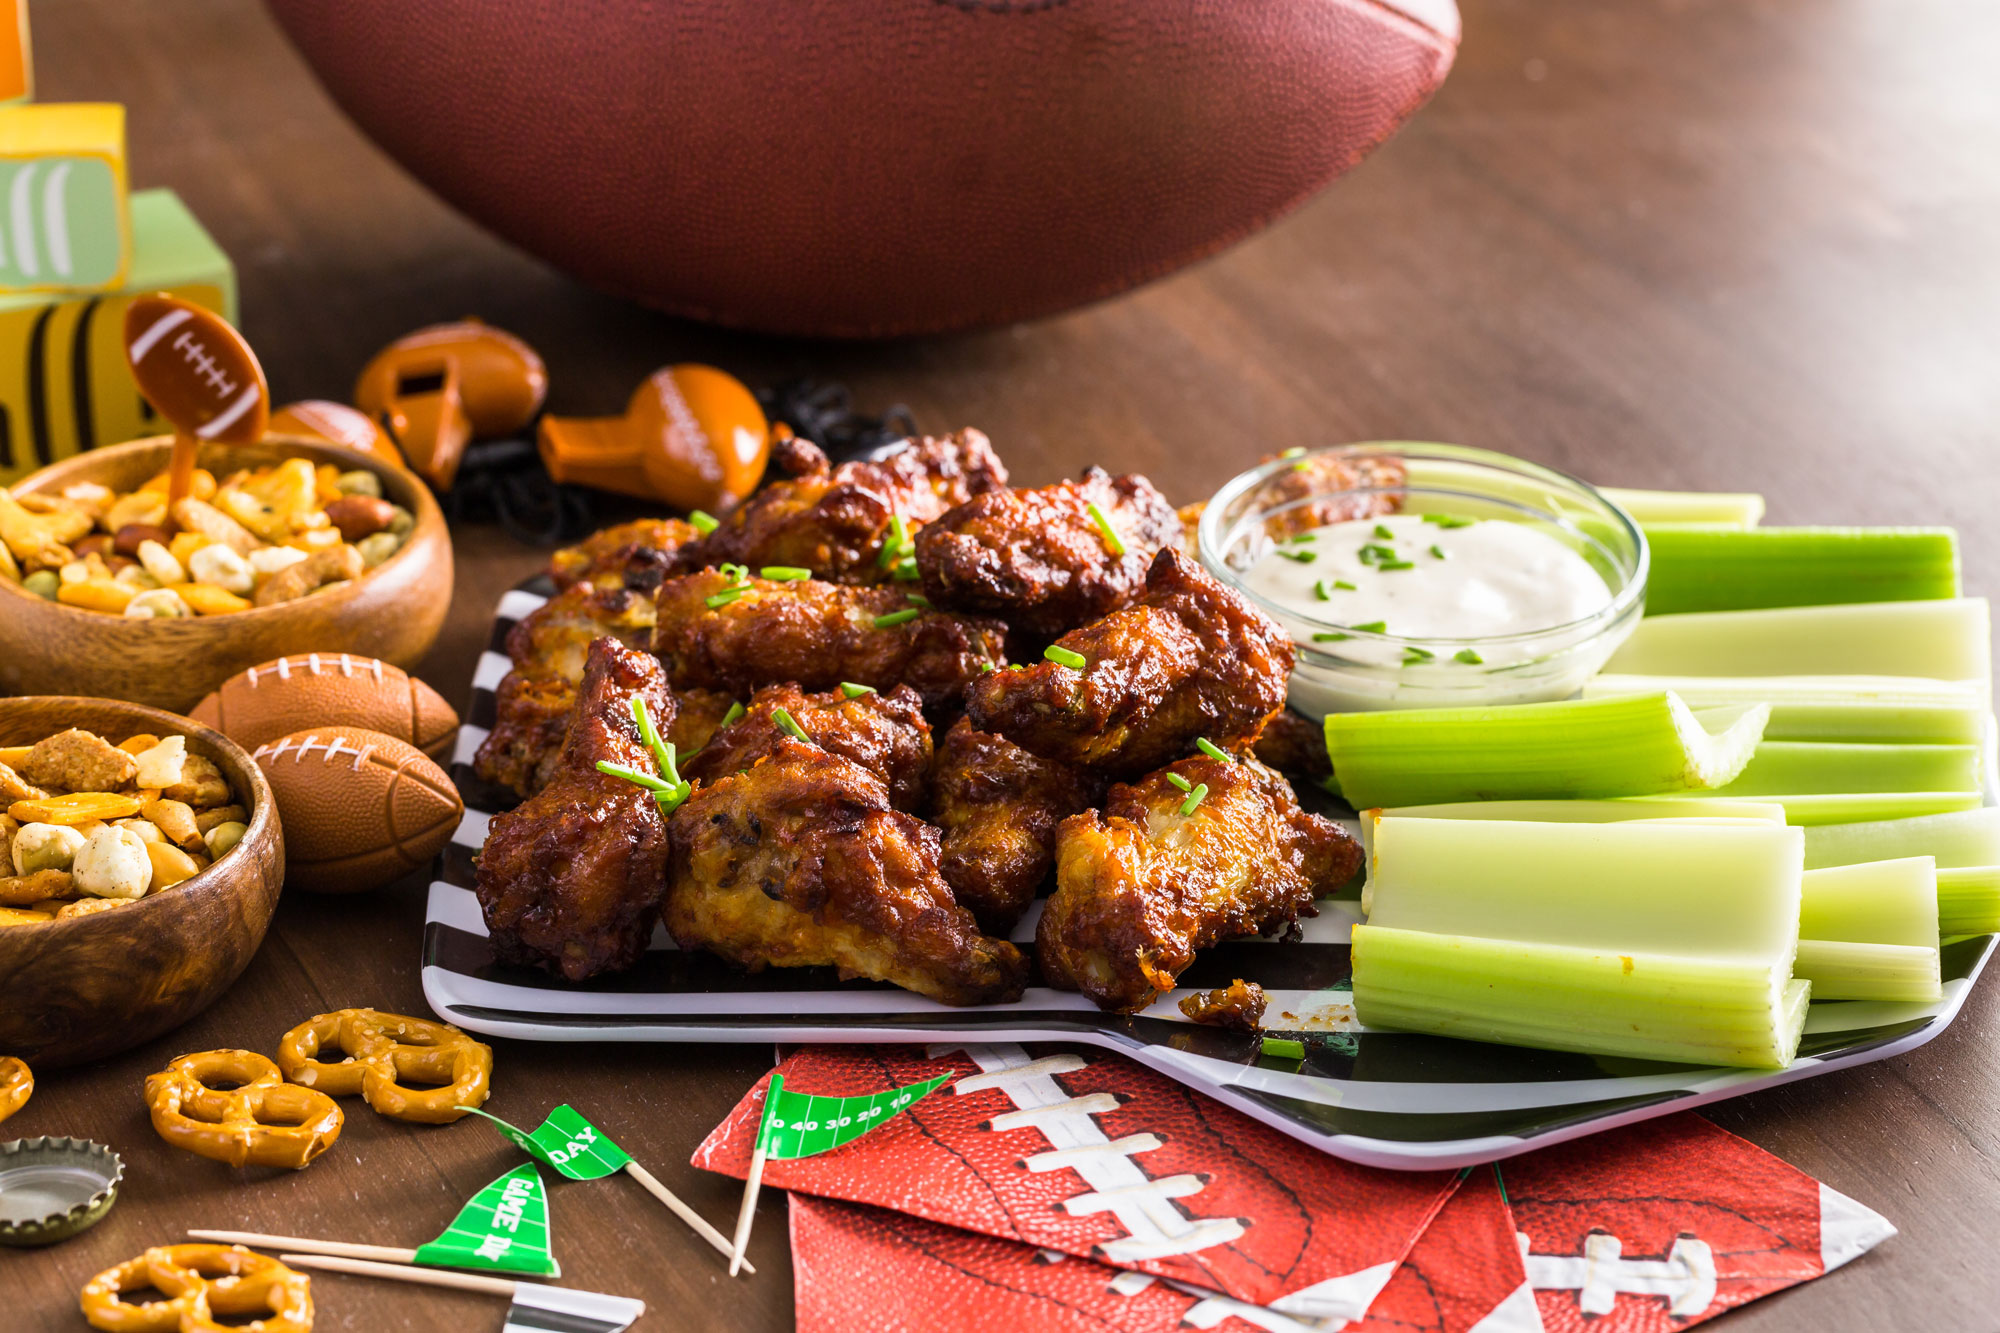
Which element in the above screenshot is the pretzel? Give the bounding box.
[0,1055,30,1123]
[142,1051,343,1170]
[277,1008,492,1124]
[81,1244,312,1333]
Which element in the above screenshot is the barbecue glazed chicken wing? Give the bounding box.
[475,638,676,982]
[685,682,934,813]
[548,517,699,591]
[1038,752,1361,1012]
[1252,709,1332,780]
[653,569,1006,713]
[665,738,1029,1006]
[928,718,1103,935]
[673,430,1008,582]
[914,468,1183,636]
[965,548,1293,776]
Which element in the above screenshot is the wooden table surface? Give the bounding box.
[13,0,2000,1327]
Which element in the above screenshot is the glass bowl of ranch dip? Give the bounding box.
[1197,442,1648,718]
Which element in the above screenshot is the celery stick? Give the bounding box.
[1602,599,1992,685]
[1600,487,1765,527]
[1357,799,1784,864]
[1642,526,1959,616]
[1323,693,1768,809]
[1696,742,1982,798]
[1802,807,2000,870]
[1800,858,1938,947]
[1585,674,1986,709]
[1936,867,2000,936]
[1581,676,1984,744]
[1790,941,1942,1003]
[1352,926,1809,1068]
[1661,792,1985,826]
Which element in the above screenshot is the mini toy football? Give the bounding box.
[193,654,459,760]
[263,0,1460,336]
[253,727,463,894]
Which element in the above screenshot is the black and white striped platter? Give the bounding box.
[425,580,1998,1171]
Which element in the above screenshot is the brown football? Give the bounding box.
[253,727,463,894]
[263,0,1460,337]
[192,654,460,760]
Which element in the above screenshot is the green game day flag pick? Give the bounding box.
[727,1071,951,1276]
[412,1163,560,1277]
[462,1103,752,1273]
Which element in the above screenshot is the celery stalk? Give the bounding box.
[1697,742,1982,797]
[1801,807,2000,870]
[1642,526,1959,616]
[1583,675,1986,743]
[1600,487,1765,527]
[1800,858,1939,946]
[1654,792,1984,826]
[1602,599,1992,685]
[1352,926,1809,1068]
[1357,798,1784,865]
[1323,692,1768,810]
[1790,941,1941,1003]
[1936,867,2000,936]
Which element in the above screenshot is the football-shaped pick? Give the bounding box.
[193,655,459,760]
[254,728,463,894]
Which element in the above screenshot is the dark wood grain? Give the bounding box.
[10,0,2000,1328]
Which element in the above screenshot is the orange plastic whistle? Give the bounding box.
[537,364,770,512]
[270,400,405,469]
[353,319,547,490]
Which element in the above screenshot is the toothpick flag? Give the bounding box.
[728,1071,951,1276]
[412,1164,559,1278]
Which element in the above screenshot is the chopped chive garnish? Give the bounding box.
[595,760,675,792]
[876,514,913,568]
[905,592,931,608]
[1313,631,1352,642]
[1352,620,1388,633]
[1279,447,1306,459]
[1455,648,1485,664]
[1179,783,1209,816]
[1334,579,1358,590]
[1313,579,1332,601]
[839,682,876,697]
[719,701,746,729]
[689,509,719,534]
[1261,1037,1305,1060]
[872,608,921,628]
[718,562,749,584]
[978,662,996,673]
[1044,645,1088,670]
[1359,544,1396,563]
[1373,523,1394,540]
[1437,515,1475,529]
[629,695,679,783]
[1289,532,1317,544]
[1403,646,1435,663]
[760,565,811,581]
[1379,559,1416,571]
[705,587,748,608]
[771,707,810,743]
[1195,737,1232,763]
[891,556,921,582]
[1429,545,1446,560]
[1086,501,1127,556]
[1166,773,1193,792]
[1278,548,1317,564]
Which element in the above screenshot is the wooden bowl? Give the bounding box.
[0,435,453,712]
[0,697,285,1068]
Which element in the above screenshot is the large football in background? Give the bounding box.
[263,0,1459,338]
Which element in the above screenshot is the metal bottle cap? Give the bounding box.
[0,1136,124,1246]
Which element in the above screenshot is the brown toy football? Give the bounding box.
[193,654,459,760]
[254,727,463,894]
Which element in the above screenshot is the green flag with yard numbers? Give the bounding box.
[411,1164,560,1277]
[755,1072,952,1160]
[463,1104,634,1181]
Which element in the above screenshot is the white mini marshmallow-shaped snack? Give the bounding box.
[248,546,309,578]
[187,543,254,595]
[12,821,87,875]
[114,816,165,844]
[124,588,193,619]
[133,734,188,790]
[73,825,154,899]
[136,539,187,587]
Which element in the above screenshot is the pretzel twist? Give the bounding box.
[277,1009,492,1123]
[142,1051,343,1170]
[81,1244,312,1333]
[0,1055,31,1124]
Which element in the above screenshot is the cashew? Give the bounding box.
[124,588,193,619]
[136,539,186,586]
[172,497,262,556]
[13,822,86,876]
[187,543,254,595]
[72,825,153,899]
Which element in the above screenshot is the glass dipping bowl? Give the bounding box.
[1197,442,1648,718]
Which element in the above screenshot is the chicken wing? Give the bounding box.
[685,682,934,812]
[673,430,1008,582]
[1252,709,1332,780]
[665,738,1028,1006]
[1038,753,1360,1012]
[475,638,675,981]
[914,468,1182,636]
[548,517,699,591]
[653,569,1006,712]
[928,718,1102,935]
[964,548,1292,776]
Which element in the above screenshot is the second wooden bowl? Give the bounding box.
[0,697,285,1068]
[0,435,453,713]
